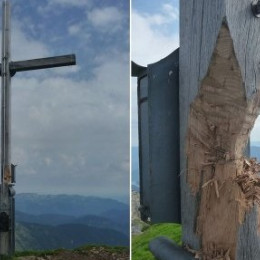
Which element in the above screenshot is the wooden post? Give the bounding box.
[180,0,260,259]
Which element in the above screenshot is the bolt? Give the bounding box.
[252,1,260,18]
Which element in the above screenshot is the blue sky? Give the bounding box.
[131,0,260,147]
[131,0,179,66]
[7,0,129,202]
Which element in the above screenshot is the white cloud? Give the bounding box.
[145,4,178,26]
[131,5,179,146]
[68,24,81,35]
[50,65,81,76]
[132,3,178,28]
[251,117,260,142]
[162,3,179,21]
[67,23,91,43]
[50,0,90,6]
[11,21,50,61]
[37,0,92,15]
[7,0,129,198]
[131,9,179,66]
[44,157,52,166]
[87,6,124,32]
[11,52,129,196]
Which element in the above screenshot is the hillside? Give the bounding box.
[16,222,128,251]
[16,211,128,235]
[16,194,128,217]
[15,245,129,260]
[14,194,129,251]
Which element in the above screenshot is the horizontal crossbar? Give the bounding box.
[0,54,76,76]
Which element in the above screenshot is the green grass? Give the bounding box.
[132,223,182,260]
[14,248,65,257]
[74,245,129,254]
[0,250,65,259]
[0,256,16,260]
[12,245,129,259]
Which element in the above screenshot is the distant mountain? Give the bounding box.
[16,211,75,226]
[16,211,128,235]
[16,194,128,217]
[99,208,129,234]
[16,222,129,251]
[132,146,139,187]
[132,184,139,192]
[76,215,128,235]
[15,194,130,251]
[252,141,260,147]
[251,146,260,161]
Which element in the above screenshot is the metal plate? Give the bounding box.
[136,49,181,224]
[147,49,180,224]
[0,212,9,232]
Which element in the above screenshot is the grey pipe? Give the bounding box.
[149,236,195,260]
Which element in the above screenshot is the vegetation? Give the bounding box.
[0,256,16,260]
[3,245,129,259]
[73,244,129,254]
[15,248,64,257]
[132,223,182,260]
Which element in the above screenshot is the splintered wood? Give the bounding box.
[235,158,260,206]
[186,23,260,260]
[185,244,231,260]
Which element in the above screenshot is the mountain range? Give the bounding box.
[16,222,128,251]
[15,194,129,251]
[16,193,128,217]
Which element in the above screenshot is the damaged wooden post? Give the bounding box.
[180,0,260,259]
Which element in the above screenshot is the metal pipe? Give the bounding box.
[0,0,12,256]
[1,0,11,178]
[9,54,76,73]
[149,237,195,260]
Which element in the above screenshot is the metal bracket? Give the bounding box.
[0,212,9,232]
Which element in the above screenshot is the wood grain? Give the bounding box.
[180,1,260,259]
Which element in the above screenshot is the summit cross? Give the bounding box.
[0,0,76,256]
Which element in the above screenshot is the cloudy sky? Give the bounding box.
[131,0,260,148]
[6,0,129,201]
[131,0,179,147]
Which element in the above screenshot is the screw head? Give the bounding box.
[252,1,260,18]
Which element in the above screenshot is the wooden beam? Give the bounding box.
[1,54,76,75]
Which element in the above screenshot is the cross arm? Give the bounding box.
[131,61,146,77]
[0,54,76,76]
